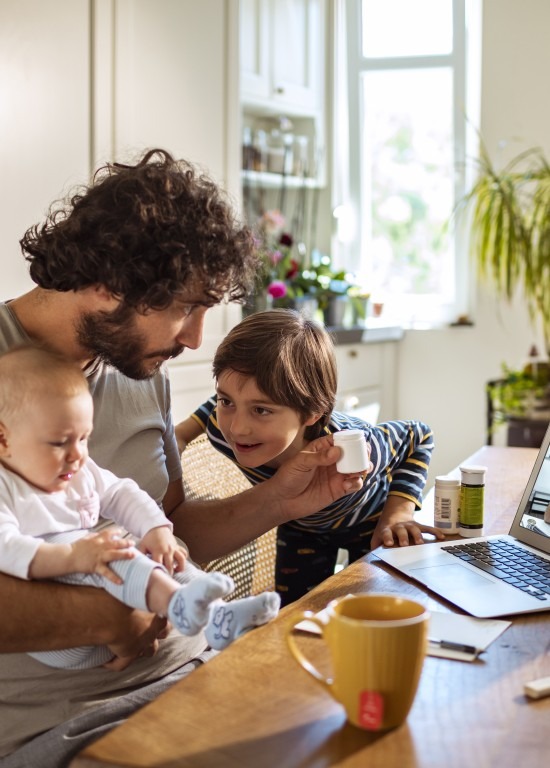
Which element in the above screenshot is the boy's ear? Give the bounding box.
[0,422,10,456]
[304,413,324,427]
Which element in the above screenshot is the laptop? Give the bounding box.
[374,424,550,618]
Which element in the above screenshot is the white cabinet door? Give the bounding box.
[270,0,324,113]
[334,342,399,423]
[240,0,270,101]
[112,0,234,191]
[240,0,325,116]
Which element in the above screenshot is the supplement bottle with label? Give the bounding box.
[458,465,487,538]
[434,475,461,535]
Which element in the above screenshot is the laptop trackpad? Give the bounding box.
[409,563,496,591]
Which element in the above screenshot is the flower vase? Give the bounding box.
[323,295,349,327]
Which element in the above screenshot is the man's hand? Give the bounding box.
[370,496,446,549]
[103,608,169,671]
[269,434,371,521]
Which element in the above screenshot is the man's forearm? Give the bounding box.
[0,572,140,652]
[171,482,284,563]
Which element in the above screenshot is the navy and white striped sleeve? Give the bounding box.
[190,395,217,431]
[368,420,434,508]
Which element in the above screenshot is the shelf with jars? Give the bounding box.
[241,113,325,190]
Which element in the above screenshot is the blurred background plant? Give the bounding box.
[487,347,550,429]
[245,209,369,325]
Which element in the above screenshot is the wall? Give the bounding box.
[398,0,550,488]
[0,0,91,300]
[0,0,239,301]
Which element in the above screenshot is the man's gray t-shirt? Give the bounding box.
[0,301,207,757]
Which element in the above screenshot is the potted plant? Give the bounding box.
[460,143,550,442]
[459,143,550,354]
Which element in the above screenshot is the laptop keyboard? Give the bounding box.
[441,540,550,601]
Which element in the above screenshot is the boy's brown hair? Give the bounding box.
[212,309,337,439]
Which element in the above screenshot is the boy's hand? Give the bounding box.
[139,526,187,574]
[69,529,135,585]
[370,497,446,549]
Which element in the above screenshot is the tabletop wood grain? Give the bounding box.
[71,446,550,768]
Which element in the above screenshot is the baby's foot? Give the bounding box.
[204,591,281,650]
[168,572,234,636]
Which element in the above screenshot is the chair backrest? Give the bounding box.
[180,433,276,599]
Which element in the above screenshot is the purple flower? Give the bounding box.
[267,280,287,299]
[270,249,283,266]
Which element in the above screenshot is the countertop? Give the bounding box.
[326,319,404,345]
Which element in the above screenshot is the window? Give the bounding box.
[333,0,481,326]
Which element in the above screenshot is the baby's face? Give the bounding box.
[2,390,93,493]
[215,371,319,469]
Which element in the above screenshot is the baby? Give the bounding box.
[0,345,280,669]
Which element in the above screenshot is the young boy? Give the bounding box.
[0,346,280,668]
[176,309,443,606]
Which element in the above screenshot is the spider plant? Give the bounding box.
[459,143,550,353]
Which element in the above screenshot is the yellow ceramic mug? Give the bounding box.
[286,593,429,731]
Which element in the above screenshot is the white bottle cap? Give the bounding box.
[459,465,487,485]
[435,475,460,487]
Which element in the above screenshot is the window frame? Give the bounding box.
[335,0,481,326]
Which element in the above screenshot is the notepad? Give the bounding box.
[295,609,511,662]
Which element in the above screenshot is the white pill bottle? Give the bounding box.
[434,475,461,535]
[333,429,370,473]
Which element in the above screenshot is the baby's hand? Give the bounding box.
[140,526,187,574]
[70,529,135,585]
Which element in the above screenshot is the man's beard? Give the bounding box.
[77,305,184,380]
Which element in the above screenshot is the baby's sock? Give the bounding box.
[204,591,281,650]
[167,572,234,636]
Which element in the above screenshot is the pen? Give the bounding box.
[428,637,481,655]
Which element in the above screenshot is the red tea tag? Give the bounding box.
[358,690,384,730]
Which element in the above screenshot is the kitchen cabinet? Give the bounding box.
[240,0,325,116]
[239,0,327,239]
[334,341,399,424]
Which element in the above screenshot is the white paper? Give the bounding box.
[294,609,511,663]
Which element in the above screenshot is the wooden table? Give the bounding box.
[71,446,550,768]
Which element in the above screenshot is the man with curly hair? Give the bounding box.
[0,149,363,766]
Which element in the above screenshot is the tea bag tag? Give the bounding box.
[359,690,384,730]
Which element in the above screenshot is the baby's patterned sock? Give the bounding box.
[204,591,281,650]
[167,572,234,636]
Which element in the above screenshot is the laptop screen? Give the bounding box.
[510,424,550,552]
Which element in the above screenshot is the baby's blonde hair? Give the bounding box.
[0,345,89,421]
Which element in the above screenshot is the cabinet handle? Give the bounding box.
[274,85,285,95]
[348,349,358,358]
[343,396,360,410]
